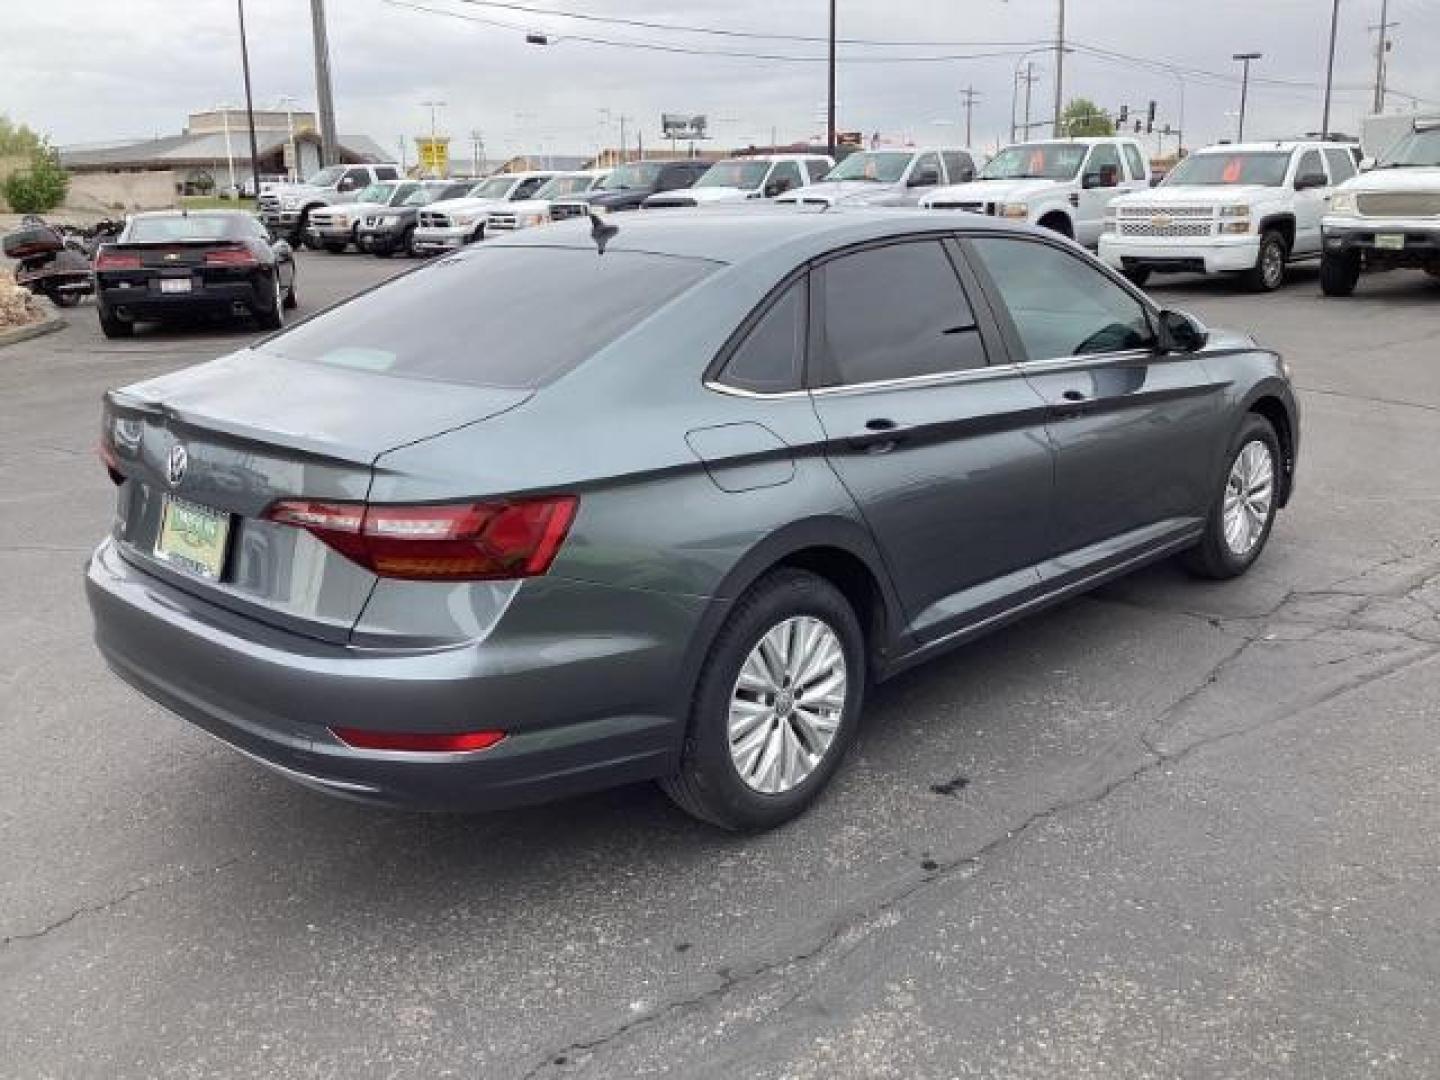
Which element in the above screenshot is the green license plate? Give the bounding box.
[1375,233,1405,250]
[154,496,231,580]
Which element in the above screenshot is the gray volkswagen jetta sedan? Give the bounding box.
[87,208,1298,830]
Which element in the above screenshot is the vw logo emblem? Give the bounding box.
[166,444,188,487]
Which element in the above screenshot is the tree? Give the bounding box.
[1060,98,1115,137]
[2,148,69,214]
[0,114,44,157]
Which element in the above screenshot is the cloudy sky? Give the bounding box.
[3,0,1438,162]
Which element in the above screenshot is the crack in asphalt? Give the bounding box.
[1,856,244,949]
[1296,383,1440,416]
[523,557,1440,1077]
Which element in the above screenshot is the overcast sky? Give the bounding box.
[4,0,1438,162]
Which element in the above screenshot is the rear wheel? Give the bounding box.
[283,271,298,310]
[323,241,347,254]
[1242,229,1287,292]
[255,273,284,331]
[401,224,418,257]
[1183,414,1280,580]
[97,304,133,338]
[661,569,865,831]
[1321,251,1362,296]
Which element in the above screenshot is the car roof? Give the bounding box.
[1190,141,1320,154]
[486,205,1041,265]
[128,209,254,219]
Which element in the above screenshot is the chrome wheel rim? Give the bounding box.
[728,616,847,794]
[1262,241,1284,288]
[273,276,284,323]
[1222,439,1275,557]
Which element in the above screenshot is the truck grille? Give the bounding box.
[418,211,450,228]
[487,213,518,231]
[550,202,586,221]
[1116,206,1216,238]
[1356,192,1440,217]
[308,211,335,228]
[258,193,281,214]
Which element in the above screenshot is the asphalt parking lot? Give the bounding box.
[2,249,1438,1079]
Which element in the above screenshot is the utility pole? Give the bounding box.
[236,0,262,198]
[1022,62,1038,139]
[1321,0,1341,138]
[470,129,485,176]
[959,86,981,146]
[1370,0,1398,113]
[310,0,339,165]
[827,0,837,158]
[1232,52,1262,141]
[398,135,406,172]
[276,94,299,180]
[1051,0,1066,137]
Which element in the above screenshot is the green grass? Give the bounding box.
[179,195,257,211]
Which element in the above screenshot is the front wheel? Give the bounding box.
[1183,414,1281,580]
[255,273,284,331]
[1242,230,1287,292]
[661,569,865,831]
[401,224,418,257]
[98,304,133,338]
[1321,250,1362,297]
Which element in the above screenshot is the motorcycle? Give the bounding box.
[2,215,101,307]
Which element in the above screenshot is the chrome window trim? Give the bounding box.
[706,362,1026,401]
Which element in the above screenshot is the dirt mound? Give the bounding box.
[0,269,43,329]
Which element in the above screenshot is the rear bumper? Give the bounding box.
[411,225,476,253]
[85,538,698,811]
[1323,217,1440,267]
[96,276,271,320]
[305,223,355,243]
[1098,233,1259,275]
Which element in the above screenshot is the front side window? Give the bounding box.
[805,159,830,182]
[767,161,803,195]
[533,174,593,199]
[512,177,548,199]
[824,151,913,183]
[341,168,369,190]
[1324,148,1357,183]
[815,241,986,386]
[388,183,420,205]
[306,165,345,187]
[1123,144,1148,182]
[943,151,976,184]
[597,163,664,190]
[717,279,806,393]
[356,182,395,204]
[1085,144,1123,187]
[909,153,942,186]
[1294,150,1327,186]
[970,238,1154,361]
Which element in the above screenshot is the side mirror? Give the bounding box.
[1157,308,1208,354]
[1082,171,1104,189]
[1359,156,1376,172]
[909,167,941,188]
[1295,172,1328,191]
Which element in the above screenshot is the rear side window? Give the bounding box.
[815,241,986,386]
[943,151,975,183]
[375,166,400,180]
[717,279,806,393]
[265,247,716,389]
[1123,144,1148,182]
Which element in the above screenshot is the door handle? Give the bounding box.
[846,418,909,453]
[1049,390,1093,419]
[1061,389,1088,402]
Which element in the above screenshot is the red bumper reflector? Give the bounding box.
[330,727,506,753]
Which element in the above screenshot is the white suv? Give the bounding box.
[921,137,1150,247]
[1100,141,1356,291]
[411,171,556,254]
[643,155,833,207]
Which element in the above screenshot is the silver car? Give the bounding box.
[88,209,1298,830]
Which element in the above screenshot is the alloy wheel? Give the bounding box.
[727,616,847,794]
[1222,440,1275,557]
[1262,240,1284,289]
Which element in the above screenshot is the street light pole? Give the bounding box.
[1232,52,1262,141]
[1322,0,1341,138]
[827,0,837,158]
[1371,0,1397,113]
[1051,0,1066,137]
[309,0,339,166]
[236,0,262,198]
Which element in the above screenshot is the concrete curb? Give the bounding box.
[0,299,65,350]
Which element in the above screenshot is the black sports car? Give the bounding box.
[93,211,297,338]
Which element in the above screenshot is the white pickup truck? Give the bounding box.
[1100,141,1358,291]
[921,137,1150,246]
[410,171,556,255]
[258,163,402,244]
[1320,119,1440,296]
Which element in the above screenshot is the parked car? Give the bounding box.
[92,211,296,338]
[921,137,1150,246]
[87,207,1298,830]
[258,163,402,244]
[1099,141,1354,291]
[643,155,834,207]
[773,147,982,208]
[410,172,557,254]
[306,181,424,253]
[549,159,711,220]
[354,180,474,258]
[486,170,611,235]
[1320,118,1440,296]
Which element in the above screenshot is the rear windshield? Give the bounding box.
[126,214,258,242]
[261,246,717,389]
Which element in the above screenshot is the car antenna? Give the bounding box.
[587,209,618,255]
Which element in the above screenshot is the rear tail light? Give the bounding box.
[94,251,141,270]
[204,245,260,267]
[330,727,506,753]
[264,496,578,581]
[98,439,123,485]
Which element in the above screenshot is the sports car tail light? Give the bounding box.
[94,251,141,270]
[330,727,506,753]
[264,496,578,581]
[204,245,259,266]
[98,439,123,484]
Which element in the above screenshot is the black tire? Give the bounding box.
[1241,229,1287,292]
[1183,414,1282,580]
[1038,212,1073,239]
[660,569,866,831]
[255,273,284,331]
[47,289,80,308]
[98,304,133,338]
[323,242,347,254]
[283,273,298,310]
[401,224,417,257]
[1122,267,1152,287]
[374,243,394,259]
[1321,250,1362,297]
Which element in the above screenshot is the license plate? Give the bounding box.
[160,278,192,294]
[1375,233,1405,250]
[154,496,231,580]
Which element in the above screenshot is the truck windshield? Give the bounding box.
[470,177,517,199]
[1164,152,1291,186]
[696,161,770,189]
[403,187,448,206]
[980,144,1087,181]
[533,174,596,198]
[596,163,664,191]
[1377,127,1440,167]
[306,166,345,187]
[823,152,911,183]
[357,182,395,203]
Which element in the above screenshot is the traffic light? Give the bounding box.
[1118,104,1129,126]
[1146,100,1156,134]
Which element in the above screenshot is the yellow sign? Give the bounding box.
[416,136,450,173]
